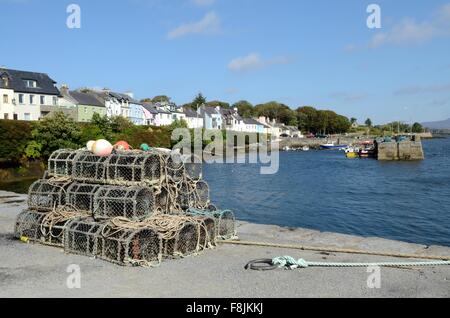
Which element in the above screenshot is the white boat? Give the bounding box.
[302,146,310,151]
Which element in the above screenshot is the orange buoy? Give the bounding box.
[114,140,131,151]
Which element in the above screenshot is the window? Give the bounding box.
[2,76,8,87]
[23,80,37,88]
[19,94,24,104]
[53,97,58,106]
[30,95,35,104]
[24,113,31,121]
[3,94,8,104]
[4,113,8,120]
[40,96,45,105]
[13,114,18,120]
[84,107,87,114]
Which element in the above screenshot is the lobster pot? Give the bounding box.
[66,183,101,213]
[176,181,191,211]
[165,152,185,183]
[98,226,162,266]
[106,152,162,186]
[162,222,199,258]
[183,154,202,181]
[93,186,155,221]
[72,152,109,183]
[214,210,236,240]
[48,149,79,177]
[64,218,104,257]
[14,210,46,242]
[193,181,210,208]
[28,179,70,211]
[154,187,169,213]
[196,216,216,247]
[187,208,236,240]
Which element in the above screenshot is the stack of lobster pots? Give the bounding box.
[14,147,236,267]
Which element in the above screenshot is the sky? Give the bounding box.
[1,0,450,124]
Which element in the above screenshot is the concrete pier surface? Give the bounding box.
[1,190,449,298]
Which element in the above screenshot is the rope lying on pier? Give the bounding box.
[271,256,450,270]
[221,240,450,261]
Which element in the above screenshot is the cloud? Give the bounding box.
[369,4,450,48]
[191,0,216,6]
[329,92,367,102]
[168,11,220,39]
[394,84,450,95]
[228,53,294,73]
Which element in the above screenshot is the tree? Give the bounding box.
[206,100,230,109]
[152,95,171,103]
[350,117,357,125]
[25,112,81,159]
[232,100,254,118]
[191,93,207,110]
[365,118,373,128]
[412,122,424,133]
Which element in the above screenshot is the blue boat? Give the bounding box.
[320,142,348,150]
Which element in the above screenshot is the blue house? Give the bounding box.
[117,92,144,125]
[198,105,223,130]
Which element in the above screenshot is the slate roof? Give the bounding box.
[69,90,105,107]
[0,68,60,95]
[142,103,160,115]
[184,107,202,118]
[243,118,263,125]
[199,105,220,116]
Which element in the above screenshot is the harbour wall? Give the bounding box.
[377,141,425,161]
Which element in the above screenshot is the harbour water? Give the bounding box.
[204,137,450,247]
[1,137,449,247]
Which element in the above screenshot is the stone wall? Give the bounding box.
[377,141,424,161]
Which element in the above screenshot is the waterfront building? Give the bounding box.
[183,107,203,129]
[59,86,106,122]
[198,105,223,130]
[0,68,61,121]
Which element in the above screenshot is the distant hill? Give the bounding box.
[422,118,450,129]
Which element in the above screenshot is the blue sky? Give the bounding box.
[1,0,449,123]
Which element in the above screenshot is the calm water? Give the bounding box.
[1,138,449,246]
[203,137,450,247]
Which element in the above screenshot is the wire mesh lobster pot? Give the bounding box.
[162,221,200,258]
[93,186,155,221]
[98,225,163,266]
[48,149,79,177]
[14,210,47,242]
[66,183,101,213]
[187,208,236,240]
[154,187,169,213]
[165,151,185,183]
[195,216,216,247]
[64,218,104,257]
[106,152,163,186]
[28,179,71,211]
[178,180,211,211]
[193,180,210,208]
[182,154,202,181]
[72,152,109,183]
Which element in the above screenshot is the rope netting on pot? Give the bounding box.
[187,208,236,240]
[176,179,211,211]
[105,151,164,187]
[14,207,89,247]
[47,149,79,177]
[72,151,109,183]
[98,218,163,266]
[182,154,203,182]
[14,210,47,242]
[28,179,72,212]
[66,183,101,213]
[64,217,105,257]
[93,186,156,221]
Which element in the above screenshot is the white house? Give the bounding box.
[0,68,61,121]
[221,108,246,132]
[183,107,203,129]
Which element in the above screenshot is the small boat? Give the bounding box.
[302,146,310,151]
[320,142,348,150]
[344,147,358,158]
[282,146,291,151]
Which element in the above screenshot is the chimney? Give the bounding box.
[60,84,69,95]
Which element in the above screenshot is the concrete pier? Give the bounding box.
[377,141,425,161]
[0,190,448,298]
